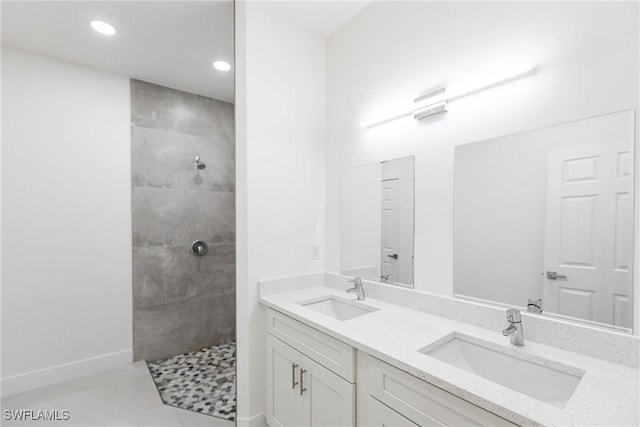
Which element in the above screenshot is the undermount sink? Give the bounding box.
[298,295,379,321]
[419,333,584,408]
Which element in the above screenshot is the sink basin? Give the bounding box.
[298,296,379,321]
[419,333,584,408]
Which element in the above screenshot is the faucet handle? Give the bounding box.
[527,298,543,313]
[348,277,362,286]
[506,308,521,323]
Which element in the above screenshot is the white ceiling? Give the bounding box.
[1,1,235,102]
[269,1,370,37]
[1,1,371,103]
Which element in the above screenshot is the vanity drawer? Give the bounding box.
[368,356,516,427]
[265,308,355,382]
[367,396,419,427]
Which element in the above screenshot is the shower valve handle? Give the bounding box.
[190,240,208,256]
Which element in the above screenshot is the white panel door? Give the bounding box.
[266,335,306,427]
[381,178,401,283]
[381,157,415,286]
[303,355,355,427]
[543,139,633,328]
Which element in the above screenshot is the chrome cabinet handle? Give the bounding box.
[387,254,398,259]
[291,363,298,389]
[546,271,567,280]
[299,368,307,396]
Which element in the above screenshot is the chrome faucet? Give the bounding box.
[527,298,543,314]
[502,308,524,346]
[346,277,366,301]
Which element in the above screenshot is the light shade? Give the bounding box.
[213,61,231,71]
[90,20,116,36]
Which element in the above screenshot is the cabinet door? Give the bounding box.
[367,396,419,427]
[302,355,355,427]
[266,334,306,427]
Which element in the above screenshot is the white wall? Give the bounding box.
[1,48,132,395]
[235,2,326,424]
[326,2,639,299]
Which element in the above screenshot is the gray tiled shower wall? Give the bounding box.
[131,80,235,362]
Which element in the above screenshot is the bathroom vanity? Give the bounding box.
[265,307,514,426]
[260,277,639,427]
[265,308,355,426]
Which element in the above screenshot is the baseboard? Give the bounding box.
[1,349,133,397]
[237,412,266,427]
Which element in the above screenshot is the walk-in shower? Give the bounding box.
[2,2,236,421]
[131,79,236,421]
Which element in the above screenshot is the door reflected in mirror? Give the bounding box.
[341,156,415,288]
[454,110,635,332]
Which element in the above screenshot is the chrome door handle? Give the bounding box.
[546,271,567,280]
[387,254,398,259]
[291,363,298,389]
[299,368,307,396]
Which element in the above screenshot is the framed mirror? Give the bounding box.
[454,110,635,332]
[340,156,415,287]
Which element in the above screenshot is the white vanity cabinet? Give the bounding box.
[264,307,516,427]
[265,309,356,427]
[366,356,517,427]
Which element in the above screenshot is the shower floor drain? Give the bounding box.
[147,342,236,421]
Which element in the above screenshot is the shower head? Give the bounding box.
[194,156,206,170]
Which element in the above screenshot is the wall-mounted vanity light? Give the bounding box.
[360,62,535,129]
[413,84,448,121]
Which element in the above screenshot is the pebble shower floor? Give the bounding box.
[147,342,236,421]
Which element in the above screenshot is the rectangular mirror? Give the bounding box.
[454,110,635,332]
[341,156,415,287]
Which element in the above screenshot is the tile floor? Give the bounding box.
[0,362,235,427]
[147,343,236,421]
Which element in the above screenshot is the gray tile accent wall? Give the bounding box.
[131,79,235,362]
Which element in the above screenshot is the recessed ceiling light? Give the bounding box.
[90,20,116,36]
[213,61,231,72]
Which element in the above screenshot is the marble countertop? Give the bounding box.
[260,286,639,427]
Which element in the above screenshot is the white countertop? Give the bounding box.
[260,286,639,427]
